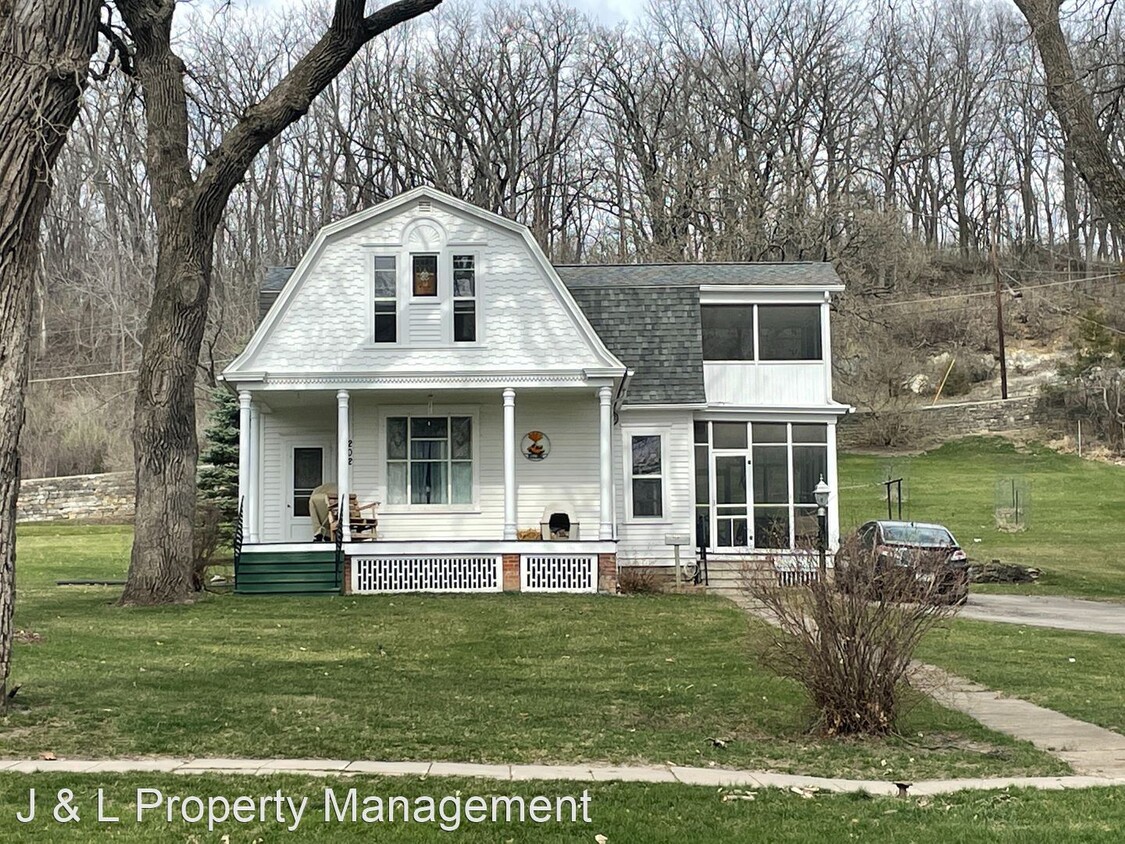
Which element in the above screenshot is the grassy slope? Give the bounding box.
[1,774,1124,842]
[3,525,1062,781]
[921,620,1125,736]
[838,437,1125,598]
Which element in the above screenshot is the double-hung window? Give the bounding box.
[386,416,473,505]
[453,255,477,342]
[630,434,663,518]
[373,256,397,343]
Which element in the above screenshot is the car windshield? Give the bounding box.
[881,524,955,547]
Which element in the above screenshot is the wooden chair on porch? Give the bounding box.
[326,494,379,542]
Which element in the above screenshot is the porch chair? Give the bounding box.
[326,494,379,542]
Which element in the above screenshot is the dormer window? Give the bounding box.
[373,256,397,343]
[412,254,438,297]
[453,254,477,342]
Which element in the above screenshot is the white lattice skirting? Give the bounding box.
[352,555,502,594]
[521,555,597,593]
[773,560,822,587]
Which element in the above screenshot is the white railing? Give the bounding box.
[352,555,502,594]
[521,554,597,593]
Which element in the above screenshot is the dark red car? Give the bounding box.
[852,520,969,604]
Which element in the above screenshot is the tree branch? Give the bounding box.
[192,0,442,234]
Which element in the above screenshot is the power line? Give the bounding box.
[860,273,1121,309]
[29,358,237,385]
[29,369,138,384]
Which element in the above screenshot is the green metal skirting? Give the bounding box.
[235,550,342,595]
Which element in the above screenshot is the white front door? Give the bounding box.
[284,440,334,542]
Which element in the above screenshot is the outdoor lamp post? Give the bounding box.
[814,476,831,576]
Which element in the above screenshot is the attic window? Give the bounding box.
[418,199,432,212]
[412,254,438,297]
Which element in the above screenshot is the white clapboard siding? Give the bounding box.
[704,363,828,406]
[613,409,696,567]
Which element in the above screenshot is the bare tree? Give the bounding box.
[1014,0,1125,231]
[115,0,442,605]
[0,2,99,700]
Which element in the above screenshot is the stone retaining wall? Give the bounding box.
[838,395,1041,450]
[16,472,134,523]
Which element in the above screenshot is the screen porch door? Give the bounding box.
[284,440,334,541]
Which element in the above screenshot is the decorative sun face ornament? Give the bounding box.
[521,431,550,461]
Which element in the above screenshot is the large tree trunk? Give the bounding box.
[121,229,212,604]
[1014,0,1125,232]
[118,0,442,605]
[0,3,98,698]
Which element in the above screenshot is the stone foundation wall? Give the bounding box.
[838,395,1041,450]
[16,472,134,523]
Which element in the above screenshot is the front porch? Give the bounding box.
[236,540,617,595]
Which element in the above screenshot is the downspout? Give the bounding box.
[612,368,634,425]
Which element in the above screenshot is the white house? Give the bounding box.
[222,187,849,595]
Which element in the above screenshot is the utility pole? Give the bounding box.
[991,224,1009,400]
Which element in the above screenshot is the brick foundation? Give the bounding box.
[597,553,618,594]
[341,556,352,595]
[502,554,520,592]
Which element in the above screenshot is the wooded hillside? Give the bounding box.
[25,0,1125,477]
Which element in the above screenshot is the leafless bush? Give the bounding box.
[617,566,664,594]
[745,538,962,736]
[192,501,224,591]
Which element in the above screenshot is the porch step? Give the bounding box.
[236,550,342,595]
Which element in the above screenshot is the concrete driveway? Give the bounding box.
[960,594,1125,635]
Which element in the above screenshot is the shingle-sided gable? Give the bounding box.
[567,285,706,405]
[227,188,623,378]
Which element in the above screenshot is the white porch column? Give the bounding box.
[502,388,517,540]
[598,386,614,540]
[337,390,351,542]
[827,421,840,551]
[237,391,252,531]
[248,400,261,543]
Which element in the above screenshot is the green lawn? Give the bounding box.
[0,774,1123,842]
[2,524,1064,781]
[838,437,1125,598]
[921,620,1125,736]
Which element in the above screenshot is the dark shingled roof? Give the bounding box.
[259,266,295,321]
[568,284,706,405]
[555,262,843,289]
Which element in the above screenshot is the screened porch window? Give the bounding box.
[386,416,473,505]
[694,420,828,550]
[757,305,821,360]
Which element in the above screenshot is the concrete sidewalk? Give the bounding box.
[0,757,1123,797]
[915,664,1125,777]
[729,594,1125,777]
